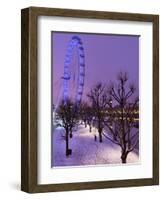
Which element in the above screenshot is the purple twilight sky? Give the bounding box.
[52,32,139,105]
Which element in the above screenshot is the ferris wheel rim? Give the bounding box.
[63,36,85,105]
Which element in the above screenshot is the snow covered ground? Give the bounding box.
[52,125,139,167]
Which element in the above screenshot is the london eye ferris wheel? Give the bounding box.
[62,36,85,106]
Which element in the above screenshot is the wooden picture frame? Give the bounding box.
[21,7,159,193]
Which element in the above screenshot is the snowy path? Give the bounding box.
[52,125,139,167]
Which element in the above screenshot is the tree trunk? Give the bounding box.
[69,132,73,138]
[89,125,92,132]
[94,135,97,141]
[84,120,87,128]
[121,157,126,163]
[99,128,103,143]
[69,127,73,138]
[121,102,127,163]
[65,128,69,156]
[121,151,127,163]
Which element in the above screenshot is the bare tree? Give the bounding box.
[86,106,94,133]
[56,99,79,156]
[87,82,109,142]
[103,72,139,163]
[79,102,89,128]
[79,102,94,132]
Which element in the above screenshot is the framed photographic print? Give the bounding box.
[21,7,159,193]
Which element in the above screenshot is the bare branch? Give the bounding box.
[102,132,121,147]
[127,138,139,153]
